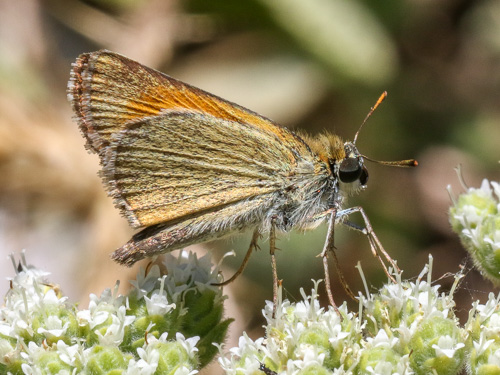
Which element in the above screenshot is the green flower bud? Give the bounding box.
[298,363,330,375]
[409,316,465,375]
[449,179,500,284]
[152,335,199,374]
[85,345,131,374]
[357,343,408,375]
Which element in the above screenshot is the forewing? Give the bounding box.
[68,50,302,155]
[103,111,312,228]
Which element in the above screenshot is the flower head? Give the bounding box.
[1,250,230,374]
[220,259,467,375]
[449,178,500,284]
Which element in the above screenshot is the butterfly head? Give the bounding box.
[336,141,368,195]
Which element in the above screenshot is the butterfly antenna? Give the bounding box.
[362,155,418,168]
[354,91,418,168]
[353,91,387,145]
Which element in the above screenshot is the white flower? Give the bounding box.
[229,333,263,358]
[145,295,168,318]
[77,307,108,330]
[176,333,200,359]
[19,341,47,372]
[21,363,42,375]
[173,366,198,375]
[473,293,500,322]
[327,319,350,349]
[293,344,325,369]
[161,251,220,295]
[366,361,395,375]
[472,333,494,357]
[431,335,465,358]
[485,313,500,336]
[454,205,485,228]
[0,320,14,337]
[95,305,135,346]
[56,340,81,367]
[37,315,69,339]
[365,329,398,349]
[365,354,411,375]
[479,179,494,196]
[77,288,127,331]
[129,265,161,299]
[126,347,159,375]
[484,229,500,251]
[0,338,15,365]
[379,282,409,312]
[144,276,176,316]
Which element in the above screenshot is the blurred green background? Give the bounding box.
[0,0,499,367]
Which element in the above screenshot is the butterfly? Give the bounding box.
[68,50,416,308]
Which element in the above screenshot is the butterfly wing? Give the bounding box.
[104,110,314,228]
[68,51,318,228]
[68,50,304,155]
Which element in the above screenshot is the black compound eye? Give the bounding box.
[359,166,369,186]
[339,157,362,183]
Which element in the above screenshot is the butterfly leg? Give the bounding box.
[213,228,260,286]
[307,208,355,310]
[323,229,356,301]
[269,218,279,317]
[338,206,400,282]
[320,212,341,312]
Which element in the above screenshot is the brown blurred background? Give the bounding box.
[0,0,499,367]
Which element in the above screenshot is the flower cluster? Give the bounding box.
[467,293,500,374]
[3,175,500,374]
[360,260,466,375]
[449,179,500,284]
[219,282,362,375]
[0,251,231,374]
[219,257,468,375]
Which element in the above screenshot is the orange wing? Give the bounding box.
[68,50,305,156]
[68,51,319,228]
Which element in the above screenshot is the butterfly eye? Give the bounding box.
[339,157,363,183]
[359,166,369,186]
